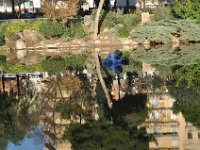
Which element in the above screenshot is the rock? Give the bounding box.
[172,36,180,48]
[5,33,20,50]
[143,39,151,50]
[16,50,27,60]
[23,29,41,47]
[23,53,44,66]
[141,12,150,25]
[16,39,26,49]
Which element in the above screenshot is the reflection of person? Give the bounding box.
[101,50,128,74]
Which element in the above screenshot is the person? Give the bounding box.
[101,50,128,74]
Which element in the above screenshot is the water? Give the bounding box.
[6,126,46,150]
[1,51,200,149]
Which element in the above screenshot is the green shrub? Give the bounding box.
[131,19,200,43]
[63,54,86,70]
[24,20,45,31]
[0,21,46,37]
[121,13,141,30]
[68,21,85,39]
[2,22,26,36]
[39,21,65,38]
[0,32,4,46]
[152,5,174,21]
[173,0,200,20]
[61,28,71,41]
[55,100,70,119]
[117,27,129,38]
[41,56,66,74]
[130,44,200,66]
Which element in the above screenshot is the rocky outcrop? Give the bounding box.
[23,29,41,47]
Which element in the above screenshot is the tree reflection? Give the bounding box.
[0,95,26,150]
[168,85,200,128]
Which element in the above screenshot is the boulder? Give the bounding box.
[23,29,41,47]
[143,39,151,50]
[16,39,26,49]
[5,33,20,50]
[16,50,27,61]
[23,53,44,66]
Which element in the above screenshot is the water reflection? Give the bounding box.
[141,63,200,150]
[7,126,46,150]
[1,61,200,150]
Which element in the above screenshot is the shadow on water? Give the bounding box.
[112,94,149,149]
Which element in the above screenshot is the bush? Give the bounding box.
[63,54,86,70]
[41,56,66,74]
[92,9,140,31]
[173,0,200,20]
[117,27,129,38]
[130,44,200,66]
[0,32,4,46]
[0,21,45,37]
[121,13,141,31]
[1,22,25,36]
[152,5,174,21]
[61,28,71,41]
[39,21,65,38]
[68,21,86,39]
[131,19,200,43]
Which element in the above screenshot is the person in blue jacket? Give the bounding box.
[101,50,128,74]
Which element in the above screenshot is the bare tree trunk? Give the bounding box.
[94,53,112,109]
[93,0,105,38]
[11,0,15,15]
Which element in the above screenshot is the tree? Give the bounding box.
[0,95,26,150]
[64,121,148,150]
[41,0,79,21]
[168,85,200,127]
[175,60,200,92]
[173,0,200,21]
[93,0,105,38]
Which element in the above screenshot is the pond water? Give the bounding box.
[6,126,46,150]
[1,46,200,150]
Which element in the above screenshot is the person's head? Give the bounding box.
[114,50,122,59]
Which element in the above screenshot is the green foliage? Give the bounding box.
[117,27,129,38]
[7,63,43,73]
[0,21,45,37]
[92,9,140,38]
[55,100,71,119]
[0,54,86,74]
[0,31,4,46]
[62,54,87,70]
[169,85,200,127]
[152,5,174,21]
[131,19,200,43]
[68,21,86,39]
[99,9,140,30]
[61,21,86,41]
[173,0,200,21]
[41,56,66,74]
[41,54,86,75]
[39,21,65,38]
[175,60,200,92]
[0,96,26,150]
[64,121,148,150]
[130,44,200,66]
